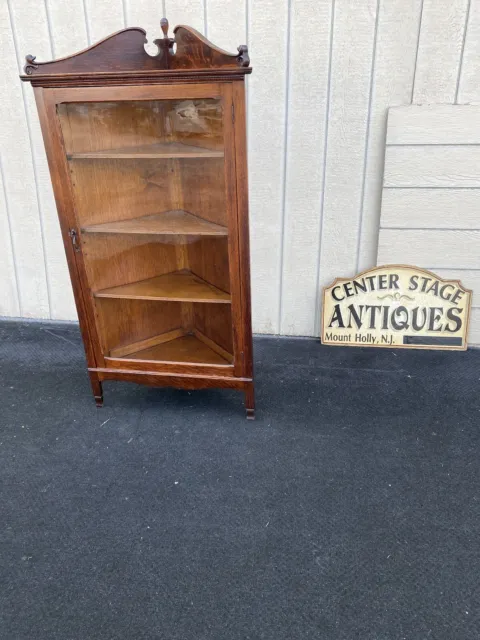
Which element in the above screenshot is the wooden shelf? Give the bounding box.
[82,210,228,236]
[113,333,232,365]
[68,141,224,159]
[95,270,231,303]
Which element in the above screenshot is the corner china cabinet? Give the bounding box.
[21,18,255,418]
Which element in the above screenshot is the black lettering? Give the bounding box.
[365,275,376,291]
[378,274,388,290]
[428,307,444,332]
[366,305,381,329]
[389,274,400,290]
[411,307,427,331]
[353,278,367,295]
[421,277,432,292]
[343,282,354,298]
[445,307,463,332]
[347,304,364,329]
[381,305,389,330]
[439,284,454,301]
[391,306,409,331]
[409,275,418,291]
[451,289,464,306]
[426,280,440,297]
[328,304,345,328]
[332,286,344,302]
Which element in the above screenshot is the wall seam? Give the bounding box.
[355,0,381,273]
[411,0,424,103]
[204,0,208,37]
[6,0,52,319]
[82,0,92,45]
[382,226,480,231]
[314,0,335,335]
[387,142,480,147]
[278,0,292,334]
[0,155,22,316]
[43,0,55,57]
[455,0,472,103]
[121,0,128,28]
[384,185,480,190]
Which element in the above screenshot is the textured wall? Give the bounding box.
[0,0,478,336]
[378,105,480,345]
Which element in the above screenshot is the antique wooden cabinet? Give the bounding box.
[21,19,255,418]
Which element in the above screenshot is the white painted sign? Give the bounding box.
[321,265,471,350]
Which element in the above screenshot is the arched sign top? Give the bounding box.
[322,265,472,350]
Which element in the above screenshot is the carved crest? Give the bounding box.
[21,18,251,86]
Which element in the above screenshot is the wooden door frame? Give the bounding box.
[34,82,250,378]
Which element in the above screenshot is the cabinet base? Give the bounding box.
[244,381,255,420]
[89,372,104,407]
[90,367,254,417]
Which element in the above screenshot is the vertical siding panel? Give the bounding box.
[247,0,288,334]
[124,0,164,54]
[317,0,378,325]
[0,1,49,318]
[0,157,20,316]
[46,0,88,56]
[84,0,125,42]
[357,0,422,273]
[206,0,246,50]
[44,0,88,316]
[10,0,78,320]
[457,0,480,102]
[164,0,205,33]
[279,0,332,336]
[413,0,469,103]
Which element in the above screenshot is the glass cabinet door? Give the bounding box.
[57,97,234,367]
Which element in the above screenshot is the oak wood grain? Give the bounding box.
[68,141,224,159]
[82,210,228,236]
[95,269,231,303]
[118,333,231,365]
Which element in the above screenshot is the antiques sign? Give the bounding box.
[321,265,471,350]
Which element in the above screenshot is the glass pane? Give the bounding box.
[58,99,233,365]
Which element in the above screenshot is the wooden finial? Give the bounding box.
[160,18,169,39]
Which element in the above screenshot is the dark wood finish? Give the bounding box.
[23,18,254,417]
[94,368,251,390]
[20,19,251,87]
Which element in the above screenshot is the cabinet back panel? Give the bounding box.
[187,236,230,294]
[68,158,226,228]
[82,235,183,291]
[69,159,180,228]
[95,298,182,355]
[194,303,234,355]
[58,100,223,154]
[180,158,227,226]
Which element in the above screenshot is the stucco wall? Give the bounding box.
[0,0,478,337]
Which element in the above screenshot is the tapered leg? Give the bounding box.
[89,372,103,407]
[244,383,255,420]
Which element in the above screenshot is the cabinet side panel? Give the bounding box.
[33,88,104,367]
[232,82,253,378]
